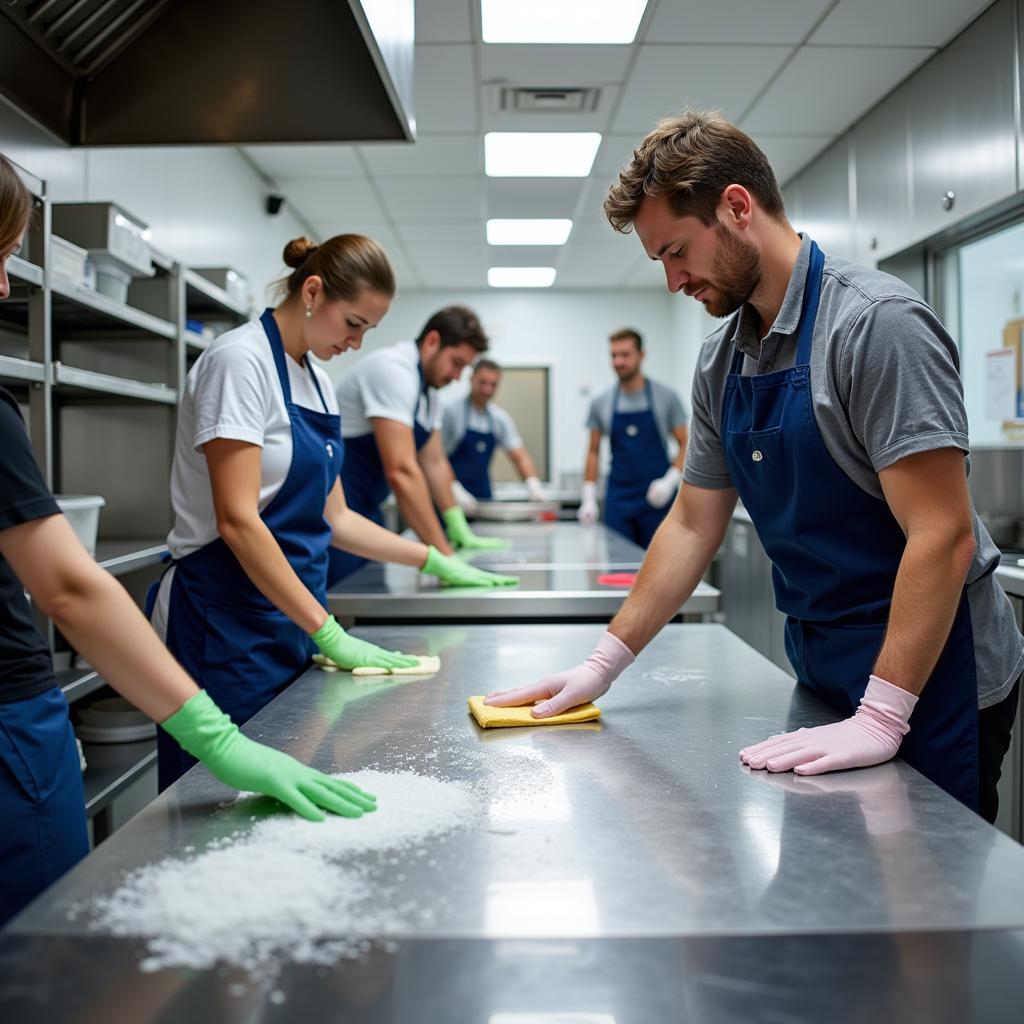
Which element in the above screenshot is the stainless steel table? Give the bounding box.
[4,624,1024,1022]
[328,521,719,623]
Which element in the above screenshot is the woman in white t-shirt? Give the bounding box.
[153,235,505,789]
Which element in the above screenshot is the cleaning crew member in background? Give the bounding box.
[443,357,547,512]
[486,110,1023,823]
[577,328,689,547]
[329,306,515,583]
[0,155,376,927]
[152,236,510,789]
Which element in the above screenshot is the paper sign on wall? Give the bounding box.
[986,348,1017,421]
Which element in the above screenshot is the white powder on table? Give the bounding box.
[86,770,475,974]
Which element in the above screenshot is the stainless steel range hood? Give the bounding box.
[0,0,415,146]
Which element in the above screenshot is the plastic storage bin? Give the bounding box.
[55,494,105,556]
[90,258,132,304]
[50,235,89,287]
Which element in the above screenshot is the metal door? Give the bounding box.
[490,366,550,483]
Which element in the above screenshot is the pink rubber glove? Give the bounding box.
[739,675,918,775]
[483,631,635,718]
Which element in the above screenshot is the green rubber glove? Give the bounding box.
[442,506,509,551]
[422,545,518,588]
[162,691,376,822]
[311,614,419,670]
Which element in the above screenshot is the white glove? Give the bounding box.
[451,480,479,515]
[645,466,682,509]
[577,481,598,525]
[525,476,547,502]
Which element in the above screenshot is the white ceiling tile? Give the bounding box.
[809,0,992,47]
[554,263,632,288]
[311,222,400,250]
[645,0,832,44]
[569,218,630,244]
[416,0,475,43]
[400,220,484,243]
[414,262,489,288]
[385,252,423,290]
[377,177,485,220]
[487,245,565,267]
[404,240,488,267]
[278,177,387,221]
[360,135,481,176]
[415,44,479,133]
[592,134,644,176]
[561,240,644,270]
[485,178,583,218]
[742,46,932,135]
[612,45,793,132]
[479,44,634,84]
[243,144,363,179]
[481,86,621,133]
[751,133,836,186]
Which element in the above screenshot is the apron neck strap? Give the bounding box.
[261,308,293,405]
[794,240,825,366]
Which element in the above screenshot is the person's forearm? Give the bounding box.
[390,465,454,553]
[584,449,599,484]
[219,513,327,633]
[45,566,197,723]
[331,507,429,567]
[510,448,538,481]
[608,509,720,655]
[872,526,976,694]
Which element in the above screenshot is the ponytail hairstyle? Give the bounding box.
[0,154,32,252]
[276,233,396,302]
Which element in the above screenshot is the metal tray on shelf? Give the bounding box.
[474,499,561,521]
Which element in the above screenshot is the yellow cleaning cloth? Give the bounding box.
[467,695,601,729]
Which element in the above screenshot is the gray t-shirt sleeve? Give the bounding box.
[682,340,734,490]
[655,383,689,432]
[585,393,608,435]
[840,297,969,472]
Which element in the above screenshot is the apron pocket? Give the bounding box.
[0,689,77,806]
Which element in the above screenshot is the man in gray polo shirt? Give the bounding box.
[579,328,690,548]
[484,109,1023,823]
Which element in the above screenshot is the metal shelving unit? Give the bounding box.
[6,159,252,845]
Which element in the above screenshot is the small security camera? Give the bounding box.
[265,194,285,216]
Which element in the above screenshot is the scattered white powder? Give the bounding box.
[86,770,476,974]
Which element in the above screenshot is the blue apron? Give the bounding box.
[329,361,432,583]
[0,686,89,925]
[604,379,671,548]
[448,398,497,500]
[721,241,980,810]
[158,309,343,790]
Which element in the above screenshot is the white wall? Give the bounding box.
[320,288,712,486]
[1,96,307,296]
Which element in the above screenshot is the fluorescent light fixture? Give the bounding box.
[487,219,573,246]
[488,267,557,288]
[485,132,601,178]
[482,0,648,43]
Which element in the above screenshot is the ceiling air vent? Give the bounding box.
[496,86,601,113]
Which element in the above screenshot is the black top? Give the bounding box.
[0,385,60,704]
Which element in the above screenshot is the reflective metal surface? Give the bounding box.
[6,624,1024,1020]
[328,523,720,621]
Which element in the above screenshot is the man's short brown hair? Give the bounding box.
[604,109,785,233]
[416,305,489,353]
[609,328,642,352]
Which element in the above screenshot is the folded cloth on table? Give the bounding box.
[467,695,601,729]
[313,654,441,676]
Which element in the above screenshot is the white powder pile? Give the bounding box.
[86,770,475,973]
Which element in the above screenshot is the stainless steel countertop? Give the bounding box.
[5,624,1024,1021]
[328,522,720,621]
[996,563,1024,599]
